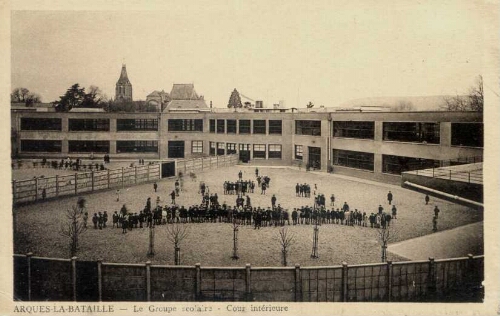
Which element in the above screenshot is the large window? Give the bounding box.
[21,118,61,131]
[333,121,374,139]
[253,144,266,158]
[168,119,203,132]
[227,120,237,134]
[192,141,203,154]
[295,120,321,136]
[117,119,158,131]
[21,140,62,152]
[69,119,110,131]
[116,141,158,153]
[451,123,483,147]
[209,142,216,156]
[382,154,439,175]
[269,120,282,135]
[217,119,225,134]
[226,143,237,154]
[209,119,216,133]
[295,145,303,160]
[332,149,374,171]
[239,120,251,134]
[253,120,266,134]
[68,141,110,153]
[168,141,185,158]
[217,142,225,156]
[383,122,440,144]
[268,144,282,159]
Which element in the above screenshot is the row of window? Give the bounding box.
[209,119,283,135]
[17,118,484,148]
[20,118,160,132]
[331,149,441,175]
[20,140,158,153]
[209,142,282,158]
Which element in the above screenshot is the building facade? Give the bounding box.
[11,109,483,184]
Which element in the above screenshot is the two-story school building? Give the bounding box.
[11,107,483,184]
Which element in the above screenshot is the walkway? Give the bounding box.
[388,221,483,260]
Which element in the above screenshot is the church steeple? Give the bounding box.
[115,64,133,101]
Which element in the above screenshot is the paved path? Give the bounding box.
[388,221,483,260]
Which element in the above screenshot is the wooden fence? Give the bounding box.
[12,164,161,205]
[175,155,239,176]
[13,254,483,302]
[11,155,239,205]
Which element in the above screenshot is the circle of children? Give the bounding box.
[89,168,441,232]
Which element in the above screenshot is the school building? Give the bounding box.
[11,106,483,185]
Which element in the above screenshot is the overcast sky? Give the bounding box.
[10,1,489,108]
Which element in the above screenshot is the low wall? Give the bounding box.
[13,254,484,302]
[331,166,402,186]
[401,173,483,203]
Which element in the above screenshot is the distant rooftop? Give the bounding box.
[170,84,201,100]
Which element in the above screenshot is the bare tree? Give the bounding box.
[468,75,483,112]
[278,227,294,266]
[59,205,87,257]
[306,101,314,108]
[377,221,398,262]
[11,87,41,106]
[165,223,190,265]
[441,75,483,112]
[391,100,415,112]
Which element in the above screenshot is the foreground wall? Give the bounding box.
[14,254,484,302]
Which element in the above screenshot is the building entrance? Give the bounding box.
[239,144,251,163]
[308,146,321,170]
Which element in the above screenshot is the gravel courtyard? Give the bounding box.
[13,165,483,266]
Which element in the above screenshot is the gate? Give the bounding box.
[162,162,176,178]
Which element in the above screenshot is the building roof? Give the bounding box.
[116,64,131,85]
[147,90,169,98]
[164,99,208,111]
[170,84,200,100]
[69,107,105,113]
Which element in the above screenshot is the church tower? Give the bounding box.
[115,64,133,101]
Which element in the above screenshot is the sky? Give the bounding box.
[10,1,490,108]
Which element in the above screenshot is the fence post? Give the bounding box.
[26,252,33,301]
[145,261,151,301]
[121,167,124,188]
[135,167,138,184]
[468,172,471,183]
[217,155,219,168]
[147,164,150,182]
[71,256,77,301]
[97,259,103,302]
[449,170,452,180]
[245,264,251,301]
[107,169,110,189]
[342,262,348,302]
[201,158,204,171]
[91,171,94,192]
[55,176,59,197]
[428,257,436,300]
[74,173,78,195]
[295,264,301,302]
[195,263,201,300]
[12,180,17,204]
[387,260,393,302]
[35,177,39,201]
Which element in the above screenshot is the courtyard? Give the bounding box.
[13,165,483,266]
